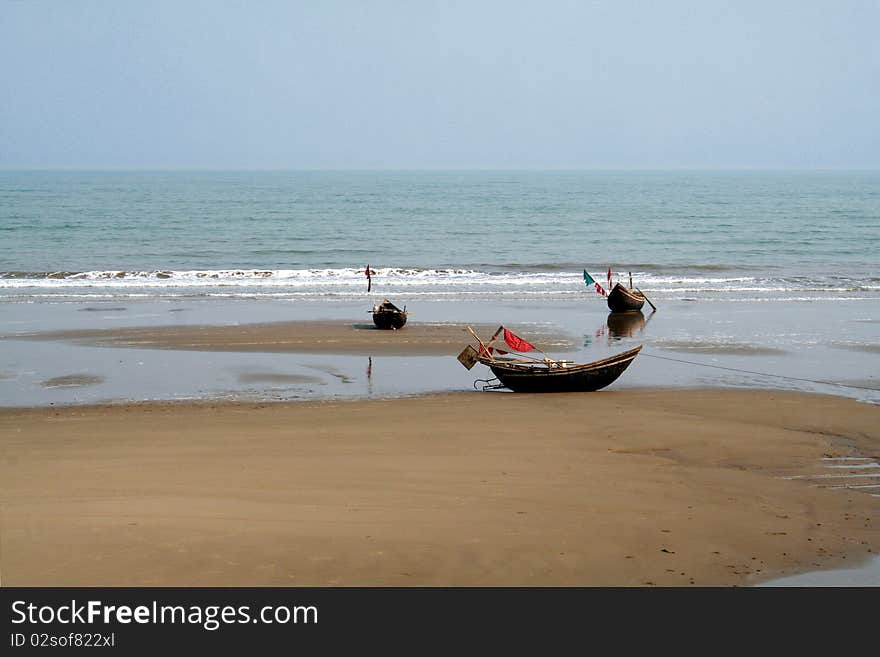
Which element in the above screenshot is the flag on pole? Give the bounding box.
[363,265,376,292]
[503,328,535,352]
[583,270,607,297]
[607,267,612,289]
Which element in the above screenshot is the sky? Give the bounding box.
[1,0,878,169]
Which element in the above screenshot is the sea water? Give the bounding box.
[2,170,878,303]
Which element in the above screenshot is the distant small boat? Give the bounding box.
[607,283,646,313]
[458,325,641,392]
[371,299,408,330]
[605,271,656,313]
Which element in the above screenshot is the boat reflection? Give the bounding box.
[607,310,648,339]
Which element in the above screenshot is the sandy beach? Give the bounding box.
[1,303,878,585]
[11,320,576,356]
[1,388,877,586]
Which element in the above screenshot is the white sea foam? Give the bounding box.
[1,267,877,303]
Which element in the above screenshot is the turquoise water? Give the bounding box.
[1,170,878,301]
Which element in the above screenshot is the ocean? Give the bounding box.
[2,170,878,303]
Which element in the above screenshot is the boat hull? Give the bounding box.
[371,299,408,330]
[372,310,407,329]
[607,283,645,312]
[483,346,641,392]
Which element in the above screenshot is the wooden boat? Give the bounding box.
[606,283,646,312]
[457,325,641,392]
[481,346,642,392]
[371,299,407,330]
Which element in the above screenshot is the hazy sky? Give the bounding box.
[1,0,878,169]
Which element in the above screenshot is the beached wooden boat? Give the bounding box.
[371,299,408,330]
[457,325,641,392]
[607,283,646,312]
[481,346,642,392]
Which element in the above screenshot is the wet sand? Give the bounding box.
[10,320,577,356]
[831,343,880,355]
[78,307,127,312]
[1,389,877,586]
[237,372,323,384]
[654,339,787,355]
[41,374,106,388]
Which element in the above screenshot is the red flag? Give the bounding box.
[607,267,612,288]
[595,282,606,297]
[503,328,535,352]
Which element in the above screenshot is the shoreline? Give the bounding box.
[2,388,877,586]
[3,305,877,408]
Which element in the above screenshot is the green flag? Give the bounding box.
[584,270,606,296]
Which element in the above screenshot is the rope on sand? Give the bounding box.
[640,352,880,392]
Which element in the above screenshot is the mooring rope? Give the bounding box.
[640,351,880,392]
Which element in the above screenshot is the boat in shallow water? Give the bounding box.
[607,283,646,312]
[458,325,641,392]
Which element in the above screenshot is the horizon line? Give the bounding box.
[2,166,879,173]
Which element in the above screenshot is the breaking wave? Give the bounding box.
[1,267,878,303]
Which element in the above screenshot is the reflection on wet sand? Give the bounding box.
[42,374,105,388]
[237,373,321,384]
[654,339,786,355]
[829,342,880,354]
[585,310,652,347]
[607,311,646,339]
